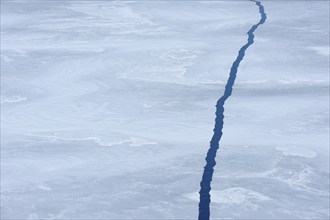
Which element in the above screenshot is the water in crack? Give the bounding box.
[198,1,267,219]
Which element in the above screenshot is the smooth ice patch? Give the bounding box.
[73,136,158,147]
[186,187,270,205]
[276,145,317,158]
[308,46,330,56]
[128,137,158,147]
[25,133,158,147]
[0,95,27,103]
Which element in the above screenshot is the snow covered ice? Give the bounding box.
[1,0,329,219]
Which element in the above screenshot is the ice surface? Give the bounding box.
[1,0,329,219]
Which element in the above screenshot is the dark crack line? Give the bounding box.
[198,1,267,219]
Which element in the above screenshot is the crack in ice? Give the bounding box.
[198,1,267,219]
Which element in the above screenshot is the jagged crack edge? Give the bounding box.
[198,1,267,219]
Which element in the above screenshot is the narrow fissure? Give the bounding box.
[198,1,267,219]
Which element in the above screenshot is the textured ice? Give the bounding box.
[1,0,329,219]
